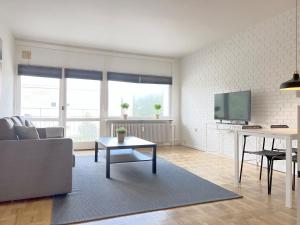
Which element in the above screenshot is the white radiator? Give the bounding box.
[109,121,174,145]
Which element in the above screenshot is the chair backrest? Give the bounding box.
[242,125,262,139]
[242,125,262,130]
[270,125,289,150]
[270,125,289,128]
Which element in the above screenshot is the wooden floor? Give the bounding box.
[0,146,297,225]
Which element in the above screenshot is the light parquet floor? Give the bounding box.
[0,146,296,225]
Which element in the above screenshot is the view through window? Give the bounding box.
[20,76,60,126]
[108,81,170,117]
[66,78,100,142]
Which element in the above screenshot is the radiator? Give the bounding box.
[109,121,174,145]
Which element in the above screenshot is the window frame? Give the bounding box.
[17,75,62,124]
[15,67,173,147]
[106,80,172,120]
[64,77,102,146]
[16,66,103,149]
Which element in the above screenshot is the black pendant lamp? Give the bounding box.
[280,73,300,90]
[280,0,300,90]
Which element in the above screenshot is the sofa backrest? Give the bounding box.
[0,116,35,140]
[0,118,18,140]
[0,116,64,140]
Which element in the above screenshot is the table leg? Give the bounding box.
[234,131,240,186]
[95,141,98,162]
[106,148,111,178]
[298,174,300,225]
[285,136,292,208]
[297,105,300,225]
[152,145,157,174]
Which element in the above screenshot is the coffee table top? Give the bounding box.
[96,136,156,149]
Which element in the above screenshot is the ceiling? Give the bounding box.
[0,0,295,57]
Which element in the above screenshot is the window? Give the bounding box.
[18,64,62,127]
[66,78,101,142]
[20,76,60,119]
[66,78,100,119]
[19,65,102,147]
[65,121,100,142]
[108,81,170,117]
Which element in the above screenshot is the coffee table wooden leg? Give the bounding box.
[106,148,111,178]
[152,145,157,174]
[95,141,98,162]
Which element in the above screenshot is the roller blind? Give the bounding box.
[107,72,172,85]
[65,68,103,80]
[18,64,62,79]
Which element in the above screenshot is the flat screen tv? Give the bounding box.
[214,90,251,122]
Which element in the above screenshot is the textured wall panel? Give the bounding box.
[181,9,300,150]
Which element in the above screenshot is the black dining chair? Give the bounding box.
[259,125,297,194]
[239,125,297,194]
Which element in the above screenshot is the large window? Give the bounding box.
[20,76,60,126]
[18,65,102,149]
[18,65,173,149]
[108,81,170,117]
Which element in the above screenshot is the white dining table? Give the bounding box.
[233,128,298,208]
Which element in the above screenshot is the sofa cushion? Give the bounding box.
[0,118,17,140]
[16,116,27,126]
[11,116,23,126]
[25,119,34,127]
[15,126,40,140]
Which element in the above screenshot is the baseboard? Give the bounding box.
[181,143,205,152]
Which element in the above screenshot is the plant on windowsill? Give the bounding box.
[116,127,126,143]
[154,104,162,119]
[120,103,129,120]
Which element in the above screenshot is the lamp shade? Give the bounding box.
[280,73,300,90]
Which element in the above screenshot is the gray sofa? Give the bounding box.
[0,116,73,202]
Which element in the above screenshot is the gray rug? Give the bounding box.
[52,153,241,225]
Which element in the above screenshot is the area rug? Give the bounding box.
[52,153,241,225]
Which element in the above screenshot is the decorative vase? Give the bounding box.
[117,132,125,143]
[122,108,128,120]
[155,114,160,119]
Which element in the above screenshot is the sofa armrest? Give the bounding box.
[37,127,64,138]
[0,138,73,201]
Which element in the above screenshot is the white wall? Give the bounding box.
[0,24,15,117]
[180,9,300,150]
[15,41,181,143]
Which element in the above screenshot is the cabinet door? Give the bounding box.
[206,127,220,153]
[220,130,235,158]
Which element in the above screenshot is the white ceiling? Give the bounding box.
[0,0,295,57]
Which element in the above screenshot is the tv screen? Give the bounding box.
[214,90,251,122]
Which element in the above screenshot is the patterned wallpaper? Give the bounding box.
[180,9,300,150]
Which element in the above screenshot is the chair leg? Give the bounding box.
[239,136,247,183]
[269,159,274,194]
[260,137,266,180]
[268,159,270,195]
[293,161,296,191]
[259,155,264,180]
[267,159,270,194]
